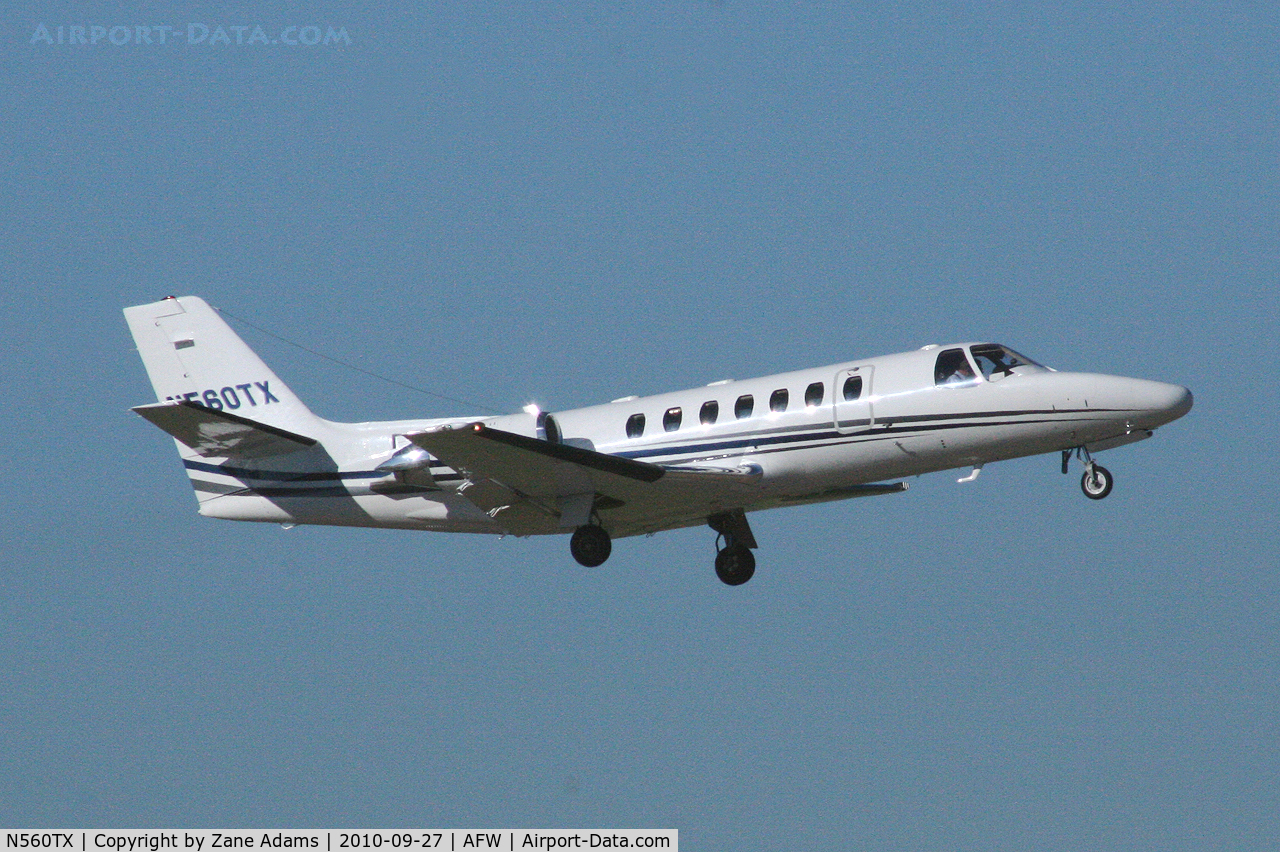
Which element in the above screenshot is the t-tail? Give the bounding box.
[123,296,328,504]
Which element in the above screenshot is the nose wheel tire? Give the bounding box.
[570,524,612,567]
[714,543,756,586]
[1081,464,1113,500]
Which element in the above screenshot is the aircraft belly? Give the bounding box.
[604,498,739,540]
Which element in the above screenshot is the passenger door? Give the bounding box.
[833,366,874,434]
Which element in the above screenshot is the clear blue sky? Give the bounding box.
[2,3,1276,848]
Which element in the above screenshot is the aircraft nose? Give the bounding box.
[1138,381,1193,426]
[1166,384,1193,419]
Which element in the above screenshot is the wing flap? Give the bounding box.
[132,400,317,459]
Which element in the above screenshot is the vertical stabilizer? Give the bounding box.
[123,296,321,434]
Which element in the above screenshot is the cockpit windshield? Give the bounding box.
[969,344,1045,381]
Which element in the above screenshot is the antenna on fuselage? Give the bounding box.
[214,304,505,414]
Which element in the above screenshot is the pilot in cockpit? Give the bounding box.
[934,348,978,385]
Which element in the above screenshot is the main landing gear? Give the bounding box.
[570,523,612,567]
[568,510,761,587]
[708,510,758,586]
[1062,448,1114,500]
[714,542,756,586]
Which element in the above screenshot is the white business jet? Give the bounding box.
[125,296,1191,585]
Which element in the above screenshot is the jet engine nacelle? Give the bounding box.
[483,409,562,444]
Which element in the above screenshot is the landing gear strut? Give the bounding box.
[1063,447,1113,500]
[708,509,758,586]
[570,523,612,567]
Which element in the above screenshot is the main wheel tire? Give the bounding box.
[1081,464,1114,500]
[570,524,612,567]
[714,544,756,586]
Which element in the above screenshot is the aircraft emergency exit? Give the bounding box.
[125,296,1192,585]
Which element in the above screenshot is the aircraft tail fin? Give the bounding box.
[123,296,324,448]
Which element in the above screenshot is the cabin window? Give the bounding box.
[735,394,754,419]
[805,381,824,407]
[626,413,645,438]
[770,389,789,413]
[700,400,719,425]
[843,375,863,401]
[664,407,682,432]
[935,348,978,386]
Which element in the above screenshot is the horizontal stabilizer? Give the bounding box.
[132,400,317,459]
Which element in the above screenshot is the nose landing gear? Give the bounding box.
[1081,462,1113,500]
[1062,448,1114,500]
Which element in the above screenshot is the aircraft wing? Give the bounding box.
[407,423,765,536]
[132,400,317,459]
